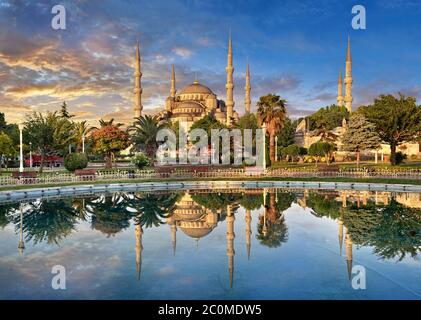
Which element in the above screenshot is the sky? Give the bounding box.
[1,0,421,125]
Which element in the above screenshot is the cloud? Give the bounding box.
[172,47,193,58]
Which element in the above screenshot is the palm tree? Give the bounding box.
[129,115,167,164]
[94,118,124,129]
[257,94,287,163]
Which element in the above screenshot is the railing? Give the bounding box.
[1,167,421,187]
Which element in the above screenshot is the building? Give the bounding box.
[133,34,242,130]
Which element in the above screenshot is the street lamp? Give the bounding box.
[18,123,24,173]
[29,142,33,169]
[262,123,266,172]
[275,136,278,162]
[82,133,85,154]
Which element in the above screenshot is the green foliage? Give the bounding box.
[281,144,300,161]
[276,117,297,148]
[190,114,227,138]
[129,115,167,163]
[395,152,406,165]
[257,94,287,162]
[358,94,421,165]
[59,101,74,119]
[0,132,16,157]
[307,104,349,131]
[341,113,381,152]
[64,153,88,172]
[308,141,336,162]
[131,152,149,169]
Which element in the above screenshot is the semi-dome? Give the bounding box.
[179,80,213,95]
[172,101,205,116]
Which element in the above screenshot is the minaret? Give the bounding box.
[344,37,353,113]
[226,205,235,288]
[134,40,143,118]
[245,209,252,260]
[170,64,176,99]
[244,64,251,114]
[135,224,143,281]
[337,71,344,106]
[345,229,353,280]
[225,32,234,126]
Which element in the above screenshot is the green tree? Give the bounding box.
[72,121,93,152]
[359,94,421,165]
[257,94,287,163]
[0,132,16,167]
[276,117,297,148]
[341,113,381,166]
[59,101,74,119]
[190,115,227,137]
[281,144,300,162]
[307,104,349,131]
[308,141,336,164]
[24,111,69,173]
[129,115,167,164]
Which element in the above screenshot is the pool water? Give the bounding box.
[0,188,420,299]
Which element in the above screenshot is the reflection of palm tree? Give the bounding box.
[256,212,288,248]
[256,196,289,248]
[134,193,180,229]
[13,199,77,245]
[86,193,135,237]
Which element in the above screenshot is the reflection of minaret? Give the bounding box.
[134,40,143,118]
[171,224,177,256]
[345,229,353,280]
[226,205,235,288]
[18,204,25,255]
[245,209,252,260]
[342,192,347,208]
[135,224,143,281]
[262,189,268,237]
[338,219,344,256]
[225,32,234,126]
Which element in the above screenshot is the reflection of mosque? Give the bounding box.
[134,191,251,288]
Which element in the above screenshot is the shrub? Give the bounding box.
[395,152,407,165]
[131,152,149,169]
[64,153,88,172]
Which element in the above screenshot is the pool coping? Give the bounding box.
[0,180,420,202]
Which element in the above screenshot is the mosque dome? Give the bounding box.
[179,225,214,239]
[172,101,205,116]
[179,80,213,95]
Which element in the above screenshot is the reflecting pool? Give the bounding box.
[0,187,421,299]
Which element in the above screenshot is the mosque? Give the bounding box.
[133,34,245,130]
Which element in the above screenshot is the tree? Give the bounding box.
[190,114,227,137]
[276,117,297,148]
[0,132,16,167]
[341,113,381,166]
[359,94,421,165]
[24,111,68,173]
[59,101,74,119]
[309,141,336,164]
[281,144,300,162]
[129,115,167,164]
[307,104,349,131]
[96,118,123,128]
[257,94,287,163]
[91,124,130,168]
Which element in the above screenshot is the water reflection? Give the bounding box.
[0,188,420,296]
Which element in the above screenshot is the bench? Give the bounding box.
[75,169,97,181]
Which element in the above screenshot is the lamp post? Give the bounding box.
[29,142,33,169]
[262,123,266,172]
[18,203,25,255]
[82,133,85,154]
[275,136,278,162]
[18,123,24,173]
